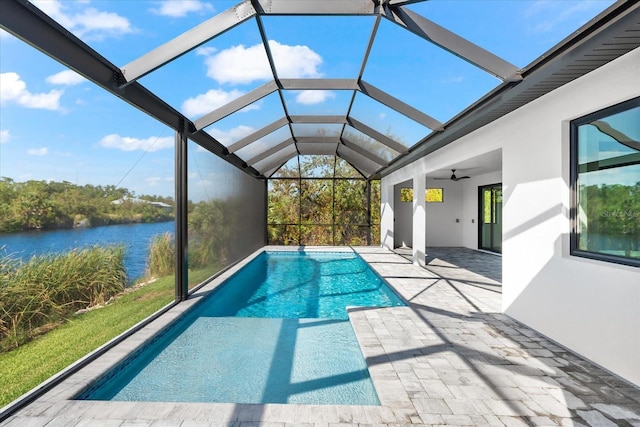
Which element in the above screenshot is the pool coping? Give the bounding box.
[9,246,421,424]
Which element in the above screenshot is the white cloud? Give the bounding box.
[75,8,132,37]
[195,46,217,56]
[0,72,63,110]
[151,0,214,17]
[269,41,323,78]
[46,70,86,86]
[28,147,48,156]
[0,130,10,144]
[202,40,322,85]
[202,44,269,85]
[145,176,173,186]
[182,88,246,117]
[99,134,174,152]
[524,0,605,34]
[31,0,133,39]
[207,125,255,146]
[295,90,335,105]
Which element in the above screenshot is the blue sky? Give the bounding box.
[0,0,617,200]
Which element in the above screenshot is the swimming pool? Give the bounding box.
[76,250,405,405]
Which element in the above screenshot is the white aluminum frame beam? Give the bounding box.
[388,0,429,5]
[359,80,444,131]
[254,0,375,15]
[337,145,380,177]
[255,147,297,174]
[341,137,389,167]
[297,142,339,155]
[387,6,522,82]
[347,118,409,153]
[290,115,347,124]
[236,116,346,160]
[295,137,341,144]
[194,80,279,130]
[120,1,257,83]
[235,116,346,160]
[247,138,295,166]
[227,117,290,153]
[357,16,381,80]
[280,78,359,90]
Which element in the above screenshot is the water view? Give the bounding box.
[0,221,175,282]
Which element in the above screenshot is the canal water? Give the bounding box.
[0,221,175,282]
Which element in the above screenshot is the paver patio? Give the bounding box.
[2,247,639,426]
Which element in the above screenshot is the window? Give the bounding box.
[426,188,444,203]
[570,97,640,267]
[400,187,413,202]
[400,187,445,203]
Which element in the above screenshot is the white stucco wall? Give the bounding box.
[501,47,640,386]
[426,178,464,247]
[381,47,640,386]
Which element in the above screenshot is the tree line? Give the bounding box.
[579,182,640,256]
[0,177,174,233]
[267,156,381,246]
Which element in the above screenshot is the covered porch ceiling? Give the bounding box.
[1,0,638,180]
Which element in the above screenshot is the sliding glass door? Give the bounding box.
[479,184,502,253]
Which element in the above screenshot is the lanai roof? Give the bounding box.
[2,0,639,179]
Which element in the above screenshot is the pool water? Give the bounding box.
[207,251,404,319]
[77,251,405,405]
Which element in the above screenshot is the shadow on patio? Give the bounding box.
[354,247,640,426]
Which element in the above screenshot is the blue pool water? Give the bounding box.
[77,251,405,405]
[206,251,404,319]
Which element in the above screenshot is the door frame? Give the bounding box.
[478,183,502,253]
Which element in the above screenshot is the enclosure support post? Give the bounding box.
[412,173,426,267]
[175,122,189,301]
[264,178,269,245]
[366,180,372,246]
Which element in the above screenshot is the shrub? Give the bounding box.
[0,246,126,351]
[147,232,174,277]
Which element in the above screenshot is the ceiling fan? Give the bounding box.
[434,169,471,182]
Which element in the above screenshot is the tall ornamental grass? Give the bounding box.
[147,232,174,277]
[0,246,126,351]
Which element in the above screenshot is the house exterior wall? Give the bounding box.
[425,177,464,247]
[381,47,640,386]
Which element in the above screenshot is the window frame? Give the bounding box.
[569,96,640,268]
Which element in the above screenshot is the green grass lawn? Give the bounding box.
[0,276,175,407]
[0,263,223,408]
